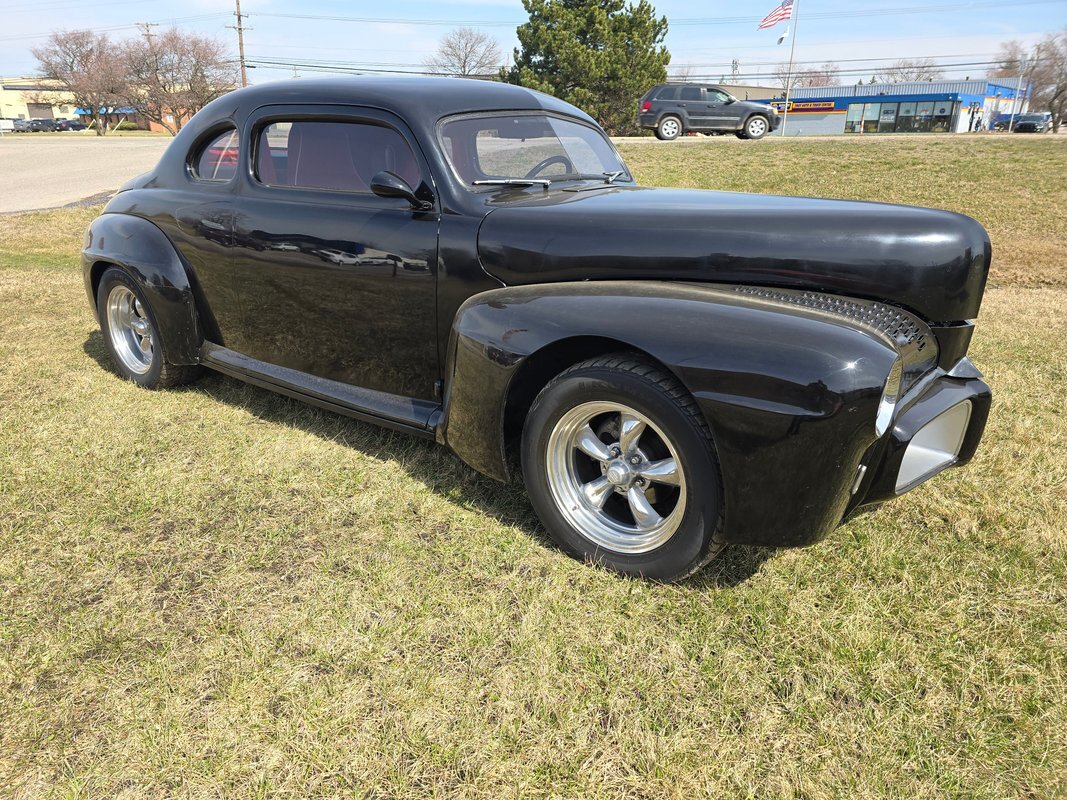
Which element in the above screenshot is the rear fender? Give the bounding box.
[442,281,901,547]
[82,213,202,365]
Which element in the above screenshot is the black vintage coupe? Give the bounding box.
[83,77,992,580]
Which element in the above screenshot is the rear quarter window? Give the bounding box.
[655,86,680,100]
[192,128,239,181]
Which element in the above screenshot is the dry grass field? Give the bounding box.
[0,135,1064,798]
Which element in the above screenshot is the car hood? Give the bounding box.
[736,100,772,114]
[476,185,991,322]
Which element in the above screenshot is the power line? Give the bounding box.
[241,54,1047,83]
[242,52,1021,72]
[242,55,1042,72]
[3,0,148,14]
[249,0,1064,28]
[0,12,231,43]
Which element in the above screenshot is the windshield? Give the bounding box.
[1019,114,1045,122]
[439,113,631,188]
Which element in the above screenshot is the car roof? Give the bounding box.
[654,82,726,88]
[150,76,604,200]
[222,76,596,126]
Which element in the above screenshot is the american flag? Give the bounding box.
[758,0,794,29]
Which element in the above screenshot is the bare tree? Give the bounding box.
[32,30,126,135]
[773,61,840,90]
[805,62,841,86]
[992,30,1067,132]
[425,27,501,77]
[671,63,693,82]
[122,28,237,135]
[877,58,944,83]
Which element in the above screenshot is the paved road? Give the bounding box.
[0,134,171,213]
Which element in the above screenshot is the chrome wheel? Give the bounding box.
[545,401,687,554]
[106,285,154,375]
[746,116,768,138]
[659,117,681,139]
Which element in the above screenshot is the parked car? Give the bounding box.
[638,83,780,140]
[1012,113,1052,133]
[55,119,87,131]
[12,119,32,132]
[26,118,59,131]
[82,77,992,581]
[992,112,1051,132]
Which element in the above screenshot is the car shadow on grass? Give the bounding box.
[83,331,776,587]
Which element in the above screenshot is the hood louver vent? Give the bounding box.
[733,286,937,389]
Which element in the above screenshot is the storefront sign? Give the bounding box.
[770,100,837,113]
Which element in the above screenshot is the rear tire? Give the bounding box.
[655,115,683,141]
[521,354,724,581]
[96,266,200,389]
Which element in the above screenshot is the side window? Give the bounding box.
[706,89,730,103]
[193,128,239,181]
[254,119,420,193]
[655,86,679,101]
[679,86,702,101]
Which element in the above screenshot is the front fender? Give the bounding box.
[82,213,202,364]
[443,281,903,547]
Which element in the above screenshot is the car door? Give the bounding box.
[229,105,440,401]
[703,88,741,130]
[677,85,707,129]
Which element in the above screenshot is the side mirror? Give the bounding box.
[370,171,432,211]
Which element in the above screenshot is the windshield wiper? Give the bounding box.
[472,178,550,189]
[551,172,629,185]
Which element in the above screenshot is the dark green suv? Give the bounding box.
[638,83,780,140]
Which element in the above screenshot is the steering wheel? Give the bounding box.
[524,155,574,179]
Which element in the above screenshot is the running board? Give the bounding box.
[199,342,441,438]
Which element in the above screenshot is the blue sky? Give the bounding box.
[2,0,1064,84]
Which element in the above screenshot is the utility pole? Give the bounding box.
[138,22,159,46]
[1008,57,1028,132]
[229,0,249,87]
[780,0,801,136]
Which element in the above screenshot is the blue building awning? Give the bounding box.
[74,106,137,115]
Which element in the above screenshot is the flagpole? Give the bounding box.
[780,0,801,136]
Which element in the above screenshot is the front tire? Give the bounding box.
[744,115,770,140]
[655,115,683,141]
[521,354,724,581]
[96,266,200,389]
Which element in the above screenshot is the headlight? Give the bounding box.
[875,358,903,437]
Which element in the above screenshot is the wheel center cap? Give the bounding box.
[606,462,631,486]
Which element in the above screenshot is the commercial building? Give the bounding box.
[0,77,79,122]
[2,76,160,132]
[716,83,782,102]
[759,79,1027,135]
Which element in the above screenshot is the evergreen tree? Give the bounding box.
[503,0,670,134]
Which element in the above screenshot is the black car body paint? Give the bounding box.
[81,77,993,550]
